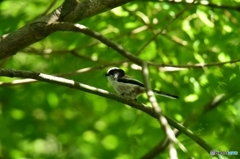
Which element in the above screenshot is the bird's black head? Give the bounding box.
[105,67,125,79]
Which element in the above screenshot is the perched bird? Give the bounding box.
[105,67,179,100]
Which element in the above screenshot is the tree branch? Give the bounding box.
[0,13,59,59]
[0,62,124,86]
[50,22,143,65]
[141,93,237,158]
[60,0,131,22]
[0,68,213,153]
[41,0,58,16]
[0,0,131,59]
[165,0,240,12]
[141,62,178,159]
[50,22,240,69]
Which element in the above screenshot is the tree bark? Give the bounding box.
[0,0,131,59]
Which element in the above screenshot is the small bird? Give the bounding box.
[105,67,179,100]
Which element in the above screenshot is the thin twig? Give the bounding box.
[23,47,109,63]
[141,62,190,158]
[141,93,237,158]
[41,0,58,16]
[49,22,240,69]
[141,62,178,158]
[142,0,240,11]
[50,22,143,65]
[135,0,195,56]
[148,58,240,68]
[165,0,240,12]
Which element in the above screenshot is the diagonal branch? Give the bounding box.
[41,0,58,16]
[50,22,143,65]
[0,68,212,153]
[141,62,178,159]
[51,22,240,69]
[141,93,237,158]
[0,0,131,59]
[141,62,191,158]
[0,61,125,86]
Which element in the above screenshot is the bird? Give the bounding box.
[105,67,179,100]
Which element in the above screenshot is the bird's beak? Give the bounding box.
[105,73,109,76]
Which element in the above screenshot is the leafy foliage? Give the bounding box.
[1,0,240,159]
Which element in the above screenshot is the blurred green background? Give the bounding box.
[0,0,240,158]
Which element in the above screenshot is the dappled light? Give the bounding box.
[1,0,240,158]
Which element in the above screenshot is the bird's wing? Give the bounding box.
[117,77,179,99]
[117,78,145,87]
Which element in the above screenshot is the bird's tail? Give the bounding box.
[153,90,179,99]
